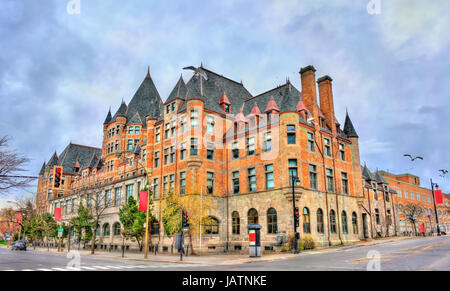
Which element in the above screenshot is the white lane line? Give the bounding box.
[52,268,68,271]
[22,269,34,271]
[92,266,110,270]
[121,265,139,269]
[66,267,81,271]
[133,265,147,269]
[37,268,52,271]
[3,270,15,271]
[80,266,97,270]
[105,265,122,269]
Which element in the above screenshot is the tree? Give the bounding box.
[41,213,57,250]
[404,203,421,236]
[119,195,155,251]
[162,190,183,243]
[85,192,109,254]
[0,136,34,194]
[70,202,93,249]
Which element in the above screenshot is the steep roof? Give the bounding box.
[128,111,143,125]
[112,101,127,121]
[166,75,187,104]
[362,165,376,181]
[47,152,59,168]
[39,162,46,175]
[125,72,163,126]
[103,109,112,124]
[264,96,280,112]
[56,143,102,175]
[375,171,387,184]
[343,112,358,137]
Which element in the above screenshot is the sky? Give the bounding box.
[1,0,450,206]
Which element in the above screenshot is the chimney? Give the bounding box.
[300,65,319,126]
[317,75,336,135]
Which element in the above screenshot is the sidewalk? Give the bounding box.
[1,235,431,265]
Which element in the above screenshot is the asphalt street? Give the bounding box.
[0,235,448,271]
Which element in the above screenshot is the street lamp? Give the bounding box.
[144,183,154,259]
[291,176,301,254]
[430,179,441,236]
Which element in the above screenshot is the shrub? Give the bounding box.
[301,235,316,250]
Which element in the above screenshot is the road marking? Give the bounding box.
[37,268,52,271]
[22,269,34,271]
[52,267,68,271]
[80,266,97,270]
[105,265,122,269]
[65,267,81,271]
[92,266,110,270]
[3,270,15,271]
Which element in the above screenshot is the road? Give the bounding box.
[1,235,448,271]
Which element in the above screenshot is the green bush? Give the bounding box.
[283,233,316,251]
[0,240,7,245]
[301,235,316,250]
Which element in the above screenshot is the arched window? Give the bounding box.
[341,211,348,234]
[203,216,219,234]
[303,207,311,233]
[95,224,100,236]
[375,208,380,224]
[248,208,258,225]
[330,210,337,233]
[267,208,277,234]
[317,208,324,233]
[103,223,110,236]
[232,211,240,235]
[151,220,159,235]
[113,222,121,236]
[352,212,358,234]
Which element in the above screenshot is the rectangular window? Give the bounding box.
[164,123,170,139]
[247,137,255,155]
[232,141,239,159]
[232,171,240,194]
[180,115,186,134]
[324,138,331,157]
[128,126,134,134]
[206,116,214,133]
[326,168,334,192]
[115,140,119,151]
[207,143,214,160]
[166,105,171,114]
[170,146,175,163]
[309,164,317,190]
[341,172,348,194]
[164,148,169,165]
[163,176,168,194]
[154,151,160,168]
[180,172,186,194]
[180,142,186,160]
[190,138,198,156]
[115,187,122,205]
[190,110,198,128]
[265,164,274,189]
[171,102,176,112]
[404,190,408,199]
[135,126,140,134]
[289,159,298,186]
[126,184,134,201]
[339,143,345,160]
[287,125,296,144]
[307,132,315,151]
[248,168,257,192]
[224,104,230,113]
[153,178,159,199]
[411,192,415,200]
[105,189,112,207]
[207,172,214,194]
[155,127,161,143]
[170,174,175,190]
[264,131,272,151]
[127,139,133,150]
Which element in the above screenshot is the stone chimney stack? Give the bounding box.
[299,65,319,127]
[317,75,336,135]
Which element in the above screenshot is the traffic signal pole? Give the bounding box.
[292,176,299,254]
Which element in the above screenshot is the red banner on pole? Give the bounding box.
[434,189,443,204]
[420,223,425,234]
[54,207,61,221]
[16,213,22,223]
[139,191,148,211]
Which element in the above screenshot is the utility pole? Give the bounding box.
[291,175,301,254]
[430,179,441,236]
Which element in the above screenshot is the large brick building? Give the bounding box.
[36,64,448,253]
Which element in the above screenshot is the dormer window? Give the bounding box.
[224,104,230,113]
[171,102,176,112]
[166,105,171,114]
[135,126,140,134]
[128,126,134,134]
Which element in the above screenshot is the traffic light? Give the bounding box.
[182,210,189,228]
[54,166,63,188]
[294,207,299,228]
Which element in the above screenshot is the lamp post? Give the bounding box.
[291,176,301,254]
[430,179,441,236]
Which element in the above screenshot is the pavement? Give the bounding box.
[1,235,448,271]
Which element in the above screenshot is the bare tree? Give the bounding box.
[404,203,421,236]
[0,136,34,194]
[87,190,109,255]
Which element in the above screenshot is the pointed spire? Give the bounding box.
[250,101,261,115]
[265,96,280,113]
[147,66,151,78]
[39,162,46,175]
[343,111,358,137]
[103,108,112,124]
[234,103,247,123]
[219,92,231,105]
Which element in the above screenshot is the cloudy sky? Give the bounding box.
[1,0,449,206]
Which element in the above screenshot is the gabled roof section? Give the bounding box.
[112,101,127,121]
[47,152,59,168]
[343,111,358,137]
[249,102,261,116]
[264,96,280,113]
[39,162,46,175]
[362,165,376,181]
[184,66,252,115]
[219,92,231,105]
[56,143,102,175]
[166,75,187,104]
[125,71,163,126]
[375,171,387,184]
[128,111,143,125]
[103,108,112,124]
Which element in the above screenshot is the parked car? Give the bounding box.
[11,240,27,251]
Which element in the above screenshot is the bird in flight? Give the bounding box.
[439,169,448,178]
[403,154,423,161]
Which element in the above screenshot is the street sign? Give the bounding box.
[58,232,63,238]
[58,228,64,232]
[5,233,9,238]
[182,227,189,232]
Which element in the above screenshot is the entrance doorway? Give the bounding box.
[362,213,369,239]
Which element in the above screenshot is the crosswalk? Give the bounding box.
[2,263,207,271]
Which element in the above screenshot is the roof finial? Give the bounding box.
[147,66,150,77]
[200,62,203,68]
